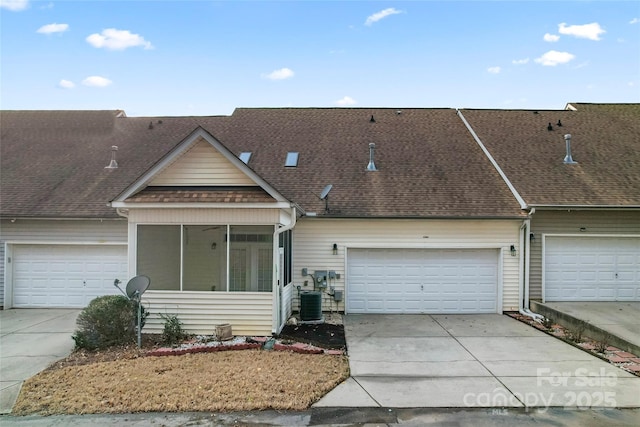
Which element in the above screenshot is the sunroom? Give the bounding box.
[110,128,297,336]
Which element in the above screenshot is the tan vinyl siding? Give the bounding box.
[0,219,128,243]
[129,208,280,224]
[529,210,640,301]
[149,139,255,186]
[143,291,273,336]
[293,218,522,313]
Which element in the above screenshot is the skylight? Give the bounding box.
[239,152,252,164]
[285,152,299,167]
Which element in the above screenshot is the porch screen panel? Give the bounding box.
[137,225,180,290]
[183,225,227,292]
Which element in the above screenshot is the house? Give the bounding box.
[0,108,526,335]
[459,103,640,305]
[7,105,633,336]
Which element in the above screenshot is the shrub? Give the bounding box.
[72,295,148,350]
[160,313,187,346]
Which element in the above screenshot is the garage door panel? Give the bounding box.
[347,248,498,314]
[12,245,128,308]
[545,237,640,302]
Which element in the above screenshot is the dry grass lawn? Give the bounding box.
[13,350,349,415]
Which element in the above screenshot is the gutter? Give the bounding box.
[529,205,640,210]
[457,109,528,211]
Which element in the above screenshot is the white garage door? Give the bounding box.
[347,248,498,314]
[12,245,128,308]
[545,237,640,301]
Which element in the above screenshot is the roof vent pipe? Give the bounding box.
[105,145,119,169]
[366,143,377,171]
[563,134,577,165]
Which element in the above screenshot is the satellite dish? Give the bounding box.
[125,275,150,300]
[320,184,333,200]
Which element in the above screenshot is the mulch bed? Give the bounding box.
[278,322,346,350]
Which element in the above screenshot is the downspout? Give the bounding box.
[520,209,543,321]
[272,207,297,334]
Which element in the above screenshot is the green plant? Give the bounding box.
[72,295,148,350]
[160,313,187,346]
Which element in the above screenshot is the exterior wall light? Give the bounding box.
[332,243,338,255]
[510,245,517,256]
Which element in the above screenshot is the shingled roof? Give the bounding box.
[199,108,524,218]
[460,104,640,207]
[0,111,227,218]
[1,108,530,219]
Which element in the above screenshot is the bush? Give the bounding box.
[160,313,187,346]
[72,295,148,350]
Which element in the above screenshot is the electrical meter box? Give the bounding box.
[314,270,328,288]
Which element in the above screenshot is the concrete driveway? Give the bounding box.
[0,309,80,414]
[315,314,640,409]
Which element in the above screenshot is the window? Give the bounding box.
[285,152,299,167]
[279,229,292,286]
[136,224,273,292]
[239,152,252,164]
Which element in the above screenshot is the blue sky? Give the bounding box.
[1,1,639,116]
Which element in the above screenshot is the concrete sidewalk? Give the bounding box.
[315,314,640,409]
[0,309,80,414]
[531,301,640,355]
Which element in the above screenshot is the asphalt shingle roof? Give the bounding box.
[460,104,640,207]
[4,105,635,219]
[200,108,524,217]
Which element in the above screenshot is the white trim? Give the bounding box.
[530,205,640,210]
[344,242,509,249]
[113,128,289,204]
[541,234,547,303]
[457,109,528,210]
[541,233,640,303]
[544,233,640,239]
[2,240,127,246]
[111,202,292,209]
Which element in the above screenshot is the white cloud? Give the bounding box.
[82,76,112,87]
[336,96,357,106]
[512,58,529,65]
[365,8,402,26]
[630,18,639,25]
[262,67,294,80]
[543,33,560,42]
[0,0,29,11]
[37,23,69,34]
[535,50,576,66]
[558,22,605,41]
[58,79,75,89]
[487,66,501,74]
[86,28,153,50]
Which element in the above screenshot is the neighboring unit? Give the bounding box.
[460,103,640,304]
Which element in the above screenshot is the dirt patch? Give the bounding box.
[13,350,349,415]
[279,323,346,350]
